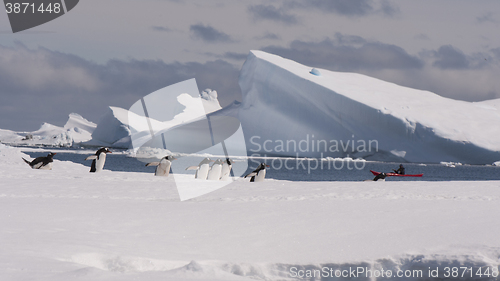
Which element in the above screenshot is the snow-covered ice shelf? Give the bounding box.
[1,145,499,280]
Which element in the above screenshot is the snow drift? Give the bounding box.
[239,50,500,164]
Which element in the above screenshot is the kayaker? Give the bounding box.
[393,164,405,175]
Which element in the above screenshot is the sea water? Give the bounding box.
[24,149,500,182]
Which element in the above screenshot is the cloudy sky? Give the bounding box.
[1,0,499,131]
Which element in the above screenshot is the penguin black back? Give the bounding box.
[22,152,56,169]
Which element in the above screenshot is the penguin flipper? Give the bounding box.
[22,157,31,165]
[146,162,160,167]
[244,172,257,178]
[32,162,44,169]
[85,155,97,161]
[185,166,199,170]
[250,176,255,182]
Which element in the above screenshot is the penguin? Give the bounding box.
[219,158,233,181]
[22,152,57,170]
[185,158,213,179]
[373,172,387,181]
[85,147,112,172]
[207,159,224,180]
[145,155,176,176]
[244,163,269,182]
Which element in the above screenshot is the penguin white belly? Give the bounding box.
[207,164,222,180]
[196,164,210,179]
[38,163,53,170]
[219,164,232,180]
[155,160,172,176]
[254,169,266,182]
[94,153,107,172]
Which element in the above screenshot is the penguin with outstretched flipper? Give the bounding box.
[146,155,176,176]
[244,163,269,182]
[85,148,112,172]
[22,152,57,170]
[185,158,213,179]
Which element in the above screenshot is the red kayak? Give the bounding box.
[370,170,423,177]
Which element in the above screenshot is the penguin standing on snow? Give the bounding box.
[85,148,112,172]
[244,163,270,182]
[146,155,176,176]
[219,158,233,181]
[185,158,213,179]
[207,159,224,180]
[22,152,57,170]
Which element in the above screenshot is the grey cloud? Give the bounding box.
[379,0,399,16]
[151,26,172,32]
[255,32,281,40]
[0,44,241,131]
[432,45,470,69]
[223,52,248,61]
[248,4,299,24]
[491,47,500,59]
[414,33,430,41]
[476,12,497,24]
[262,35,423,71]
[190,23,233,43]
[284,0,399,17]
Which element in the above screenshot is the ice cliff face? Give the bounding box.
[238,50,500,164]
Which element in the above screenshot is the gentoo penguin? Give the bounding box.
[146,155,176,176]
[373,172,387,181]
[207,159,224,180]
[22,152,57,170]
[219,158,234,181]
[244,163,270,182]
[85,148,112,172]
[185,158,213,179]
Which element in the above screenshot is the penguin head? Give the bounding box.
[165,155,177,161]
[47,152,57,158]
[259,163,270,169]
[96,147,112,155]
[214,159,224,164]
[199,158,213,165]
[225,158,233,165]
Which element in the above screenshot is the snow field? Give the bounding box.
[1,145,500,280]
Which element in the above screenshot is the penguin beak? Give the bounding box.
[266,164,270,168]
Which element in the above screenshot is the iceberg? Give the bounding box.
[0,113,96,147]
[87,85,223,149]
[238,50,500,164]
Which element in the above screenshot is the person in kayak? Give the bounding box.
[393,164,405,175]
